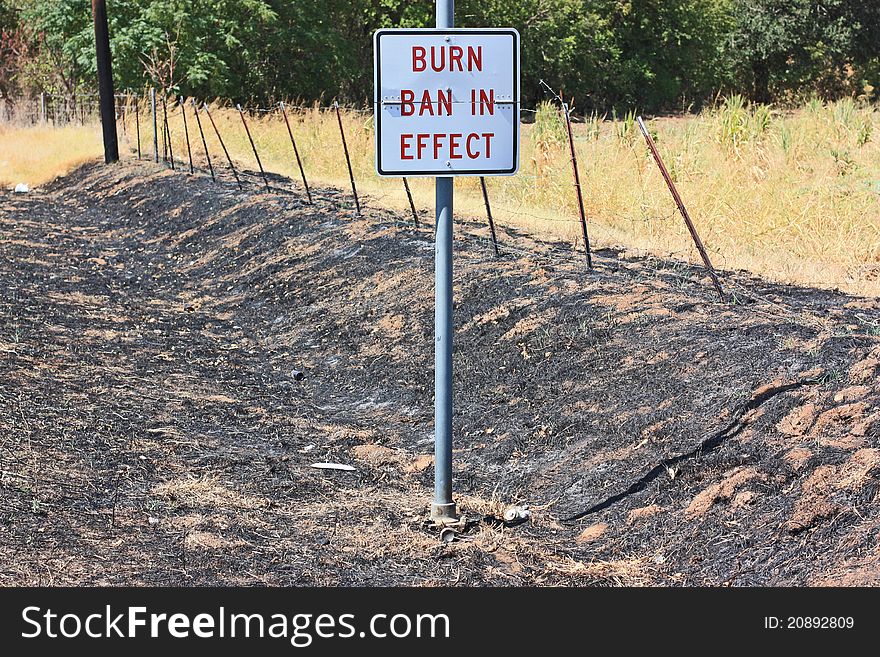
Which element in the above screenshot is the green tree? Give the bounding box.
[727,0,880,101]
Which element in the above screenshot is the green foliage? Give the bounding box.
[612,108,637,143]
[726,0,880,102]
[716,94,774,147]
[2,0,878,111]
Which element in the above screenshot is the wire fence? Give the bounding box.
[3,88,727,299]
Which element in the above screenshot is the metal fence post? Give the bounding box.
[432,0,456,523]
[562,100,592,268]
[334,101,361,215]
[150,87,158,163]
[40,92,46,124]
[134,95,141,159]
[161,94,174,169]
[636,116,724,300]
[279,101,313,204]
[180,96,194,174]
[237,104,270,191]
[191,100,215,182]
[479,176,500,256]
[203,103,242,190]
[403,177,419,225]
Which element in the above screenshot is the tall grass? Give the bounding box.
[4,97,879,296]
[0,124,102,186]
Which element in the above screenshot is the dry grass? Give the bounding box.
[4,95,880,296]
[0,124,103,187]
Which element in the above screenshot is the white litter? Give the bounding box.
[503,505,531,522]
[14,183,29,193]
[310,462,355,472]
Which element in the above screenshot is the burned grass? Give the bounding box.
[0,162,878,586]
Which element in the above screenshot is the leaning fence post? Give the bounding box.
[191,100,215,182]
[237,104,270,192]
[179,97,194,174]
[562,100,592,268]
[279,101,313,204]
[402,177,419,225]
[161,94,174,169]
[203,103,242,190]
[479,176,500,256]
[334,101,361,215]
[636,116,724,300]
[150,88,159,163]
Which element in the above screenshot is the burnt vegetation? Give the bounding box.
[0,162,879,586]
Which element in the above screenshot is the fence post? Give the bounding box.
[403,177,419,225]
[161,94,174,169]
[279,101,313,204]
[150,88,158,163]
[237,104,270,192]
[203,103,242,190]
[179,97,194,174]
[40,92,46,124]
[479,176,500,256]
[134,95,141,159]
[562,100,592,268]
[636,116,724,300]
[191,100,215,183]
[334,101,360,215]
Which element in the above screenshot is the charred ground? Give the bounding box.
[1,162,879,586]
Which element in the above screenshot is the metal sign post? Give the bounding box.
[434,0,455,523]
[374,0,519,522]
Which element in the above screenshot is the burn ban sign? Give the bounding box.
[373,28,520,177]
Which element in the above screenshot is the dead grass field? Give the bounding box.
[2,97,879,296]
[0,124,103,187]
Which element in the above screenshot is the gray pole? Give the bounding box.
[431,0,456,522]
[151,87,158,163]
[40,93,46,124]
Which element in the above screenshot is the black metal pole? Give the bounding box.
[334,101,360,215]
[191,100,215,182]
[204,103,242,190]
[92,0,118,163]
[237,104,270,192]
[161,94,174,169]
[562,101,592,268]
[403,177,419,225]
[279,101,313,204]
[479,176,500,256]
[180,97,194,174]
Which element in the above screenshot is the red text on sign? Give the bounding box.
[400,132,494,161]
[470,89,495,116]
[401,89,453,117]
[412,46,483,72]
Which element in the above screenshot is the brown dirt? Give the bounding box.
[1,161,879,586]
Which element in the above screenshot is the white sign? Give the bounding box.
[373,28,520,177]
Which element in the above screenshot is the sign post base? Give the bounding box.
[430,502,458,522]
